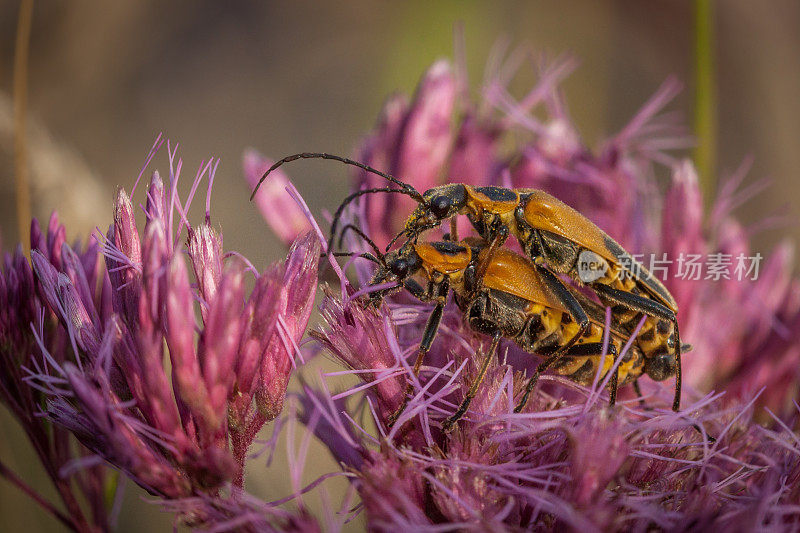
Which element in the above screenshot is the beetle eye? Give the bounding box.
[390,259,409,278]
[429,196,451,219]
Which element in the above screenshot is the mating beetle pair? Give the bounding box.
[354,235,669,429]
[252,152,685,425]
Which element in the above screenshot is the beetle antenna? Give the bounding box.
[250,152,424,201]
[337,224,384,261]
[329,187,421,253]
[329,251,383,265]
[385,229,407,251]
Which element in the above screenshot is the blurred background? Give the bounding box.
[0,1,798,530]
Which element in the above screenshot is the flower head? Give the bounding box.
[2,140,321,529]
[0,215,114,532]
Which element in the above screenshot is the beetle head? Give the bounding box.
[366,244,423,306]
[403,184,468,238]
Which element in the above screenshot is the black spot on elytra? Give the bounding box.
[431,241,468,256]
[475,186,518,202]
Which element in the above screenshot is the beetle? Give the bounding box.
[355,235,670,430]
[250,152,684,412]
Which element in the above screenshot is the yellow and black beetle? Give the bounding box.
[251,152,685,412]
[349,234,676,429]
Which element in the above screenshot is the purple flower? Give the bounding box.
[313,288,406,422]
[1,141,321,529]
[0,219,114,532]
[293,46,800,531]
[353,60,458,249]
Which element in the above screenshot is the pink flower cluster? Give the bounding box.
[274,48,799,530]
[1,138,319,530]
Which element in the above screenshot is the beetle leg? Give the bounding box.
[462,263,479,296]
[632,379,647,408]
[442,331,502,431]
[387,282,449,428]
[515,339,616,413]
[601,341,619,406]
[448,218,459,242]
[534,263,591,347]
[475,225,510,285]
[573,341,620,405]
[591,283,675,321]
[403,278,428,300]
[552,341,620,404]
[610,353,620,406]
[514,265,591,412]
[589,284,682,412]
[672,320,682,412]
[514,351,562,413]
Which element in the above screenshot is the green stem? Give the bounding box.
[694,0,717,203]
